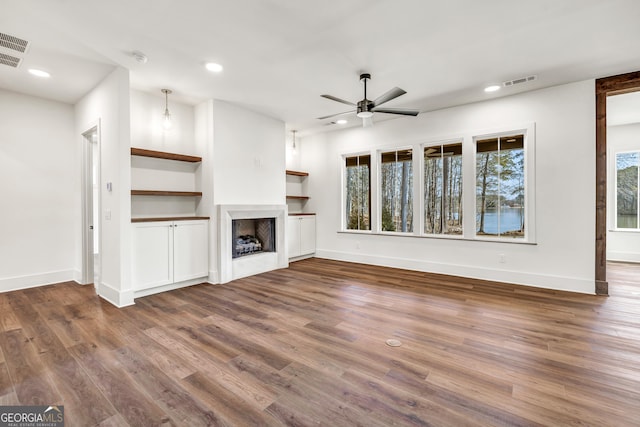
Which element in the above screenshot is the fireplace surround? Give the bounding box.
[217,204,287,283]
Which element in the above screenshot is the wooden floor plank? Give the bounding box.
[0,261,638,425]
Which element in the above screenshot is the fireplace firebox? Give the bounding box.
[232,218,276,258]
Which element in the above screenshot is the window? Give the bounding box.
[380,149,413,232]
[616,151,639,229]
[345,154,371,230]
[476,134,525,238]
[424,143,463,235]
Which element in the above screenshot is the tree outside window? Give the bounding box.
[476,134,525,238]
[345,155,371,230]
[424,143,463,235]
[616,151,639,229]
[381,149,413,232]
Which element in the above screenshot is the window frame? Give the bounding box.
[377,145,416,235]
[341,151,373,233]
[421,139,465,237]
[613,149,640,231]
[472,124,535,243]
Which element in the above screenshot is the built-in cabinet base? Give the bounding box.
[131,219,209,298]
[288,214,316,260]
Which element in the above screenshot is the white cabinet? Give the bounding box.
[132,219,208,292]
[287,215,316,259]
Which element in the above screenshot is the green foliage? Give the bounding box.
[381,206,396,231]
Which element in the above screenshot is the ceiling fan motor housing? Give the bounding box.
[357,99,373,117]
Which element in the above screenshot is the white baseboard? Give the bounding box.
[207,269,219,284]
[607,251,640,263]
[0,269,75,293]
[315,249,595,295]
[97,282,135,308]
[133,277,208,299]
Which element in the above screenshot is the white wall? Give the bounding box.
[211,100,286,205]
[130,90,196,153]
[300,80,596,294]
[0,89,77,292]
[75,67,132,306]
[607,123,640,262]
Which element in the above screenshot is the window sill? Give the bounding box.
[609,228,640,233]
[338,230,537,245]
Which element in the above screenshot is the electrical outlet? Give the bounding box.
[499,253,506,263]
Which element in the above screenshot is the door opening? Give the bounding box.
[595,71,640,295]
[82,125,101,288]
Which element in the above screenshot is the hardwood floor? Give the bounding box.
[1,259,640,426]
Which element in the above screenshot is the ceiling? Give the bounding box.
[2,0,640,135]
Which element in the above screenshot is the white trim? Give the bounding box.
[133,277,208,299]
[315,250,594,294]
[0,270,75,293]
[607,251,640,263]
[97,282,134,308]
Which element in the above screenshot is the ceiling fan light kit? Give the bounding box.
[319,72,419,126]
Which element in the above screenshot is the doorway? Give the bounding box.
[595,71,640,295]
[82,125,101,287]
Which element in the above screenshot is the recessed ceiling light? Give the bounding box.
[484,85,500,93]
[336,119,347,125]
[205,62,223,73]
[28,69,50,78]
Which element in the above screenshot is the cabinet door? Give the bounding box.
[287,216,301,258]
[132,222,173,290]
[173,220,209,282]
[299,216,316,256]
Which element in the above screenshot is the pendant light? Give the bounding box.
[161,89,172,130]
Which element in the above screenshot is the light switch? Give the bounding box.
[105,210,111,220]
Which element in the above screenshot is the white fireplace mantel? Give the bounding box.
[217,204,288,283]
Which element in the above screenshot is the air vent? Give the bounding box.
[0,33,30,53]
[503,75,537,87]
[0,52,21,68]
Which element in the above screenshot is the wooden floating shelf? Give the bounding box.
[288,212,316,216]
[286,195,310,200]
[131,190,203,197]
[131,216,210,223]
[286,170,309,177]
[131,147,202,163]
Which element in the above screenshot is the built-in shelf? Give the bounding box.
[286,195,310,200]
[289,212,316,216]
[131,216,210,223]
[286,170,309,177]
[131,190,203,197]
[131,147,202,163]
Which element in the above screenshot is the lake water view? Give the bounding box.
[477,207,524,235]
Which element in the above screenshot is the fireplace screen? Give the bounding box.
[232,218,276,258]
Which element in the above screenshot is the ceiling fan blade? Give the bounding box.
[371,107,419,116]
[371,87,406,107]
[321,94,356,106]
[317,110,354,120]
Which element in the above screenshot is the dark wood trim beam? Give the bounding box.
[593,70,640,296]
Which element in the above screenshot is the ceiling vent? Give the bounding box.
[0,32,30,53]
[503,75,537,87]
[0,52,21,68]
